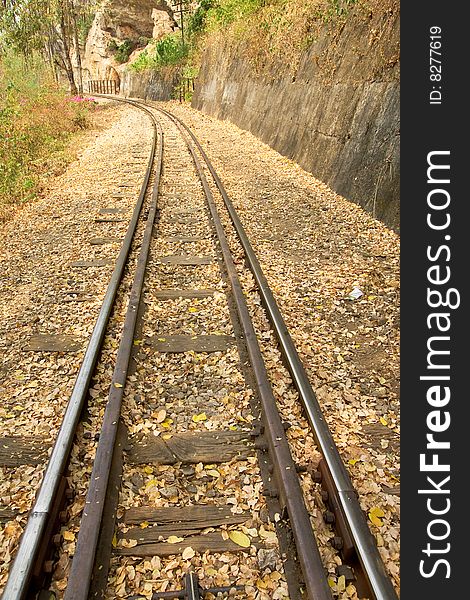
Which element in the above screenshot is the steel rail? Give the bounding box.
[162,108,398,600]
[1,103,158,600]
[64,112,164,600]
[62,94,332,600]
[160,107,333,600]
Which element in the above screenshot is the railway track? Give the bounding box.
[1,98,398,600]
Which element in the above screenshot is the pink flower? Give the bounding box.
[67,96,96,103]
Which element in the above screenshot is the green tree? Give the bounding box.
[0,0,94,95]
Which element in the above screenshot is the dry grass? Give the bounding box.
[0,53,97,223]
[196,0,359,74]
[194,0,398,77]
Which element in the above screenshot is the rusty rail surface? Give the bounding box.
[162,106,333,600]
[64,110,164,600]
[3,93,398,600]
[161,107,399,600]
[1,100,158,600]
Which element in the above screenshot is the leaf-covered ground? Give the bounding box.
[165,101,400,594]
[0,99,399,598]
[0,100,154,591]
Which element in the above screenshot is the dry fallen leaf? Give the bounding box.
[167,536,185,544]
[228,530,251,548]
[182,546,195,560]
[0,100,400,597]
[369,506,385,526]
[192,412,207,422]
[155,409,167,423]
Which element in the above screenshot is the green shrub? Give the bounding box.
[131,33,188,72]
[127,0,359,80]
[190,0,266,33]
[173,65,199,102]
[328,0,357,17]
[187,0,216,37]
[187,0,360,73]
[114,39,136,64]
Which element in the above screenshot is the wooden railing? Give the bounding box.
[87,80,119,95]
[178,77,195,102]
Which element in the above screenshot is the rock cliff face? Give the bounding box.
[152,5,178,39]
[192,0,400,230]
[82,1,177,84]
[120,67,178,100]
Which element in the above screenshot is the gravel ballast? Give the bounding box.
[0,98,399,598]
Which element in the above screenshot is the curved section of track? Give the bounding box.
[159,107,398,600]
[1,102,161,600]
[2,97,398,600]
[60,97,331,600]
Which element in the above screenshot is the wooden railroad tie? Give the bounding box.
[127,430,253,465]
[89,237,122,245]
[156,256,214,266]
[93,217,127,223]
[116,505,257,557]
[24,334,82,352]
[98,208,128,215]
[146,334,235,353]
[164,236,208,243]
[153,289,216,300]
[0,435,51,466]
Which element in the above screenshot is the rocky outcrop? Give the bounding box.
[192,0,400,230]
[98,0,161,40]
[82,14,112,82]
[152,4,178,40]
[82,0,177,83]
